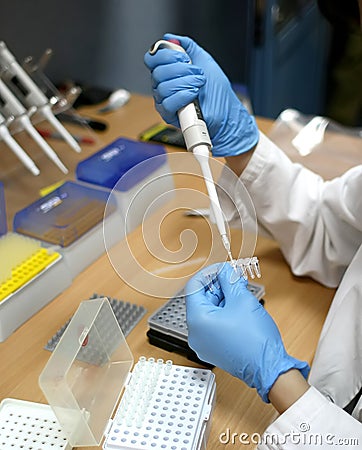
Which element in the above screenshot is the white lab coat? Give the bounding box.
[218,132,362,448]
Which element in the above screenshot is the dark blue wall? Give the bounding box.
[0,0,251,94]
[0,0,332,118]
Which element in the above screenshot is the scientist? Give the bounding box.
[144,27,362,450]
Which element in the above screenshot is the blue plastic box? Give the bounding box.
[76,137,167,191]
[13,181,122,277]
[13,181,116,247]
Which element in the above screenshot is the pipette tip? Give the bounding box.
[221,234,238,273]
[221,234,230,252]
[227,252,238,273]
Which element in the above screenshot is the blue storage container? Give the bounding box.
[76,137,167,191]
[13,181,116,248]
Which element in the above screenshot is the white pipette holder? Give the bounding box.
[0,42,95,176]
[22,47,82,115]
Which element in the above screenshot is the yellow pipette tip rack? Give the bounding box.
[0,234,60,302]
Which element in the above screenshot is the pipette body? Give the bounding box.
[149,39,235,267]
[0,41,81,153]
[0,77,68,174]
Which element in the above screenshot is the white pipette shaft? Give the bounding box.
[0,124,40,175]
[40,105,81,153]
[193,145,237,271]
[192,145,230,246]
[19,115,68,174]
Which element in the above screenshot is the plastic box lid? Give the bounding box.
[39,298,134,448]
[13,181,116,247]
[0,181,7,236]
[76,137,167,191]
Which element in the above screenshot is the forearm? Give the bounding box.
[268,369,310,414]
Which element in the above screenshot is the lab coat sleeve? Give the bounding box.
[257,387,362,449]
[219,132,362,287]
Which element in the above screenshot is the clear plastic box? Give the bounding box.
[39,297,216,449]
[13,181,123,277]
[268,109,362,180]
[39,298,134,447]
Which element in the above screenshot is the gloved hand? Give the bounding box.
[185,263,309,402]
[144,33,259,157]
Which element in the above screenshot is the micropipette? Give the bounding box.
[0,77,68,174]
[0,112,40,175]
[149,39,237,269]
[0,41,81,153]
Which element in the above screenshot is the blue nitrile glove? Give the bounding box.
[185,263,310,402]
[144,33,259,157]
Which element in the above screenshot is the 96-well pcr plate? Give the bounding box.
[0,398,70,450]
[103,357,216,450]
[148,282,265,342]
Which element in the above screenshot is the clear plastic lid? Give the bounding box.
[39,298,134,447]
[13,181,116,247]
